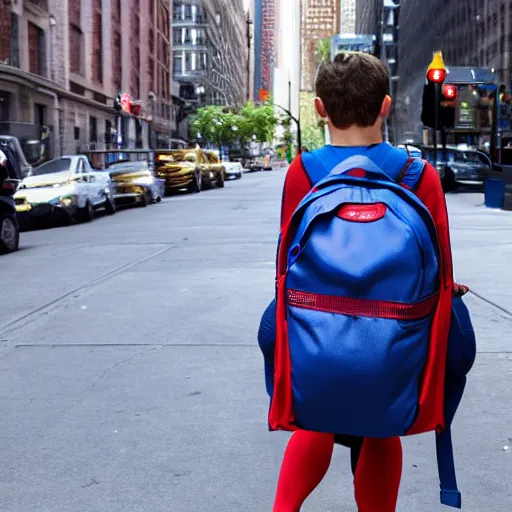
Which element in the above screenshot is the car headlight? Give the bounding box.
[49,195,77,207]
[60,196,76,207]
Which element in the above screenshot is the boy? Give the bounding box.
[258,52,454,511]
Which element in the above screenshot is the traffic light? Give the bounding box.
[422,82,458,129]
[421,51,455,129]
[439,84,457,128]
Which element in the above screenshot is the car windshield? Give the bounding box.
[160,152,197,163]
[31,158,72,176]
[455,152,490,166]
[109,161,148,171]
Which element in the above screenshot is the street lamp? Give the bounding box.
[274,103,302,154]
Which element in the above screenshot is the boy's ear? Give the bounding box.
[314,97,327,119]
[380,95,392,118]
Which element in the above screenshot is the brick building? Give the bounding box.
[0,0,176,160]
[253,0,278,100]
[301,0,340,92]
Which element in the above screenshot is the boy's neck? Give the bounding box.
[328,123,384,147]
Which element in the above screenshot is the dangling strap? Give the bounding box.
[436,427,462,508]
[436,374,466,509]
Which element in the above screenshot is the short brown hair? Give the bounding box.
[315,52,390,129]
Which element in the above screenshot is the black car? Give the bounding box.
[421,146,491,191]
[0,148,20,254]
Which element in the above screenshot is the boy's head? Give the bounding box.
[315,52,391,130]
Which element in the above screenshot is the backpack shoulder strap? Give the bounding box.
[300,146,339,185]
[397,157,427,193]
[301,144,427,192]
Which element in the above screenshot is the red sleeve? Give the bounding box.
[415,162,453,286]
[408,161,454,434]
[280,155,312,229]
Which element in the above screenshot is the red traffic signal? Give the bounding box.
[427,68,447,84]
[442,84,458,100]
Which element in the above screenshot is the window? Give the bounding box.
[28,22,46,76]
[89,117,98,143]
[174,55,182,74]
[185,52,192,71]
[92,7,103,83]
[173,4,182,21]
[34,103,46,126]
[0,92,10,122]
[69,21,83,74]
[185,5,192,19]
[105,119,112,144]
[173,28,182,44]
[76,158,85,174]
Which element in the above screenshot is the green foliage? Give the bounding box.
[302,123,325,151]
[190,101,279,148]
[315,37,331,64]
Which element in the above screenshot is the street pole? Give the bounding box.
[274,103,302,154]
[246,13,253,102]
[433,82,439,167]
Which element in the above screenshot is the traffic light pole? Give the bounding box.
[433,83,440,166]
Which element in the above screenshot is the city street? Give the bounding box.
[0,170,511,512]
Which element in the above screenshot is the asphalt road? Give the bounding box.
[0,171,510,512]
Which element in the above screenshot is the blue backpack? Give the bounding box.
[270,146,475,508]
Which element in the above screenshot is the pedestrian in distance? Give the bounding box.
[258,52,476,512]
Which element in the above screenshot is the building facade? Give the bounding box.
[274,0,301,143]
[300,0,340,92]
[356,0,512,141]
[253,0,278,101]
[172,0,248,112]
[340,0,357,33]
[0,0,176,160]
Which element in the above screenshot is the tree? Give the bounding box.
[189,101,279,150]
[316,37,331,64]
[240,101,279,144]
[190,106,225,146]
[302,124,325,151]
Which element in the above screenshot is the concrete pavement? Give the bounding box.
[0,171,510,512]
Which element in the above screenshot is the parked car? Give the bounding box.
[204,150,225,188]
[155,148,218,193]
[0,149,20,254]
[107,160,164,207]
[14,155,115,225]
[420,145,491,191]
[223,161,243,179]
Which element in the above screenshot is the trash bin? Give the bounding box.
[485,166,507,209]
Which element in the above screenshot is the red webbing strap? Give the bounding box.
[288,290,439,321]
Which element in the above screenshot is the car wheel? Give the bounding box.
[188,170,202,194]
[203,172,214,190]
[138,191,148,207]
[81,200,95,222]
[105,194,116,214]
[442,167,457,193]
[0,215,20,254]
[216,171,225,188]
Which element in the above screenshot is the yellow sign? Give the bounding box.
[427,51,447,73]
